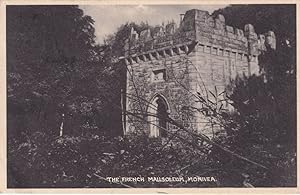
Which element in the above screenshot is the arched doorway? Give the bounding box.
[148,94,170,138]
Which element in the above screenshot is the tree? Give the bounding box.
[7,6,106,138]
[210,5,296,187]
[97,22,155,136]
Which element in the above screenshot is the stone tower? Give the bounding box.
[120,9,276,137]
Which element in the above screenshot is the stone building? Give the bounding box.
[120,9,276,138]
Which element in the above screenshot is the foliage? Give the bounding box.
[8,132,219,188]
[103,21,153,57]
[98,21,156,136]
[7,5,122,138]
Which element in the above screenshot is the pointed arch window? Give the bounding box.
[147,94,170,138]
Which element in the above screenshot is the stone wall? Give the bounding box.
[125,49,195,135]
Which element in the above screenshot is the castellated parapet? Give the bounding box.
[121,9,276,138]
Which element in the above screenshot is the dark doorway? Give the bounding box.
[156,98,168,137]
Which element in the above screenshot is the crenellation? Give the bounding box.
[153,26,165,38]
[124,10,275,60]
[244,24,256,37]
[216,14,225,23]
[258,34,266,51]
[207,16,215,27]
[130,27,139,41]
[235,28,244,39]
[194,9,210,21]
[165,22,177,35]
[265,31,276,49]
[140,29,151,41]
[225,25,234,33]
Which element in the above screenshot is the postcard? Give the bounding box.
[1,0,299,194]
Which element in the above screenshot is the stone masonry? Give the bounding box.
[120,9,276,137]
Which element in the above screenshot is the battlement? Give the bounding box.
[123,9,276,58]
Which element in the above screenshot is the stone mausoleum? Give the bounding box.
[120,9,276,138]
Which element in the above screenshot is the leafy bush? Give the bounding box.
[8,132,219,188]
[208,73,296,187]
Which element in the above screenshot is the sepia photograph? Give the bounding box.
[4,2,297,190]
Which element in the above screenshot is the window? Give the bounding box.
[148,95,170,138]
[152,68,166,82]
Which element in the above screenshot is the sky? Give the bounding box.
[80,5,228,44]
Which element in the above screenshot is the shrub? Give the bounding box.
[8,131,218,188]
